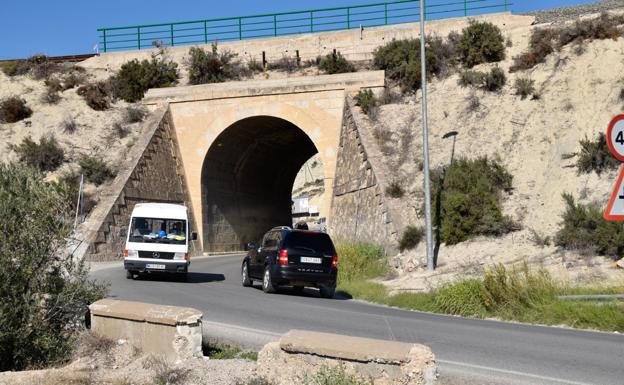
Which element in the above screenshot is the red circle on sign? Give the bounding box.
[606,114,624,161]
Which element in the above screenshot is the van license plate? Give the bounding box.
[301,257,321,264]
[146,264,165,269]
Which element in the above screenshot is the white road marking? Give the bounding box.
[439,359,595,385]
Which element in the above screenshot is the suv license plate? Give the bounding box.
[146,264,165,269]
[301,257,321,264]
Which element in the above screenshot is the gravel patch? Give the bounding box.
[523,0,624,24]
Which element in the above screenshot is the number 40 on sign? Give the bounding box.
[603,114,624,220]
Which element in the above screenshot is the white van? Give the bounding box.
[123,203,197,280]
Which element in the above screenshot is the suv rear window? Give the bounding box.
[284,232,336,255]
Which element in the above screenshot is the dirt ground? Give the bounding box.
[0,332,257,385]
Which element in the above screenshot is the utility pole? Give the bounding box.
[419,0,434,271]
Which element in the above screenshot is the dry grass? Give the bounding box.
[143,354,190,385]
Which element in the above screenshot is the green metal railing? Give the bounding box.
[97,0,511,52]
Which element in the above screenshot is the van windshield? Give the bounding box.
[128,217,187,245]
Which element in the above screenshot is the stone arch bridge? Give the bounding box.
[79,71,409,259]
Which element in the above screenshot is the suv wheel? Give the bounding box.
[319,286,335,299]
[262,266,276,293]
[242,261,252,287]
[293,285,304,294]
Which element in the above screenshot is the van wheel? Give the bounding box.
[319,286,335,299]
[242,261,252,287]
[125,270,134,279]
[262,267,276,293]
[293,286,304,294]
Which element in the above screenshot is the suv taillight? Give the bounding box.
[278,249,289,265]
[331,255,338,268]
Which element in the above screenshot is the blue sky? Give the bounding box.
[0,0,596,59]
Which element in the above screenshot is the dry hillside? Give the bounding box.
[372,10,624,291]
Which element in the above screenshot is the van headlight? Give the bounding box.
[127,250,138,258]
[174,252,186,260]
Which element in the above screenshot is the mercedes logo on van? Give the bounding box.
[152,252,160,259]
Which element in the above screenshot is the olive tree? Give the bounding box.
[0,163,107,370]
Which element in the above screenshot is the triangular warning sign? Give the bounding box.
[604,165,624,220]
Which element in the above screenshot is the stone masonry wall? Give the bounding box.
[330,99,405,251]
[79,106,200,261]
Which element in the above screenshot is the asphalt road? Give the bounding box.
[91,255,624,385]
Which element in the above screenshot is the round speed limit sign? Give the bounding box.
[606,114,624,161]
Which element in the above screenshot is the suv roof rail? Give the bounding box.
[271,226,292,231]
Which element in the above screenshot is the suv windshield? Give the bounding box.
[284,232,335,255]
[128,217,187,245]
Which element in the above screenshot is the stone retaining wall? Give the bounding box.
[82,13,532,72]
[77,106,200,261]
[330,98,408,251]
[257,330,437,385]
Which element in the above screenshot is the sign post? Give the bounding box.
[603,115,624,220]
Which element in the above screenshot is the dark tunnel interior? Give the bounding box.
[201,116,319,252]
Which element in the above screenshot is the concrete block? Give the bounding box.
[89,299,203,360]
[257,330,437,385]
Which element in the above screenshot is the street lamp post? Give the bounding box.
[419,0,434,271]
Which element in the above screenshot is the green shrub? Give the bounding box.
[457,21,505,67]
[385,179,404,198]
[247,58,264,73]
[510,28,557,72]
[373,35,457,91]
[354,89,377,116]
[529,229,552,247]
[319,51,355,74]
[124,105,147,123]
[465,92,480,112]
[113,57,179,102]
[434,279,488,317]
[53,171,98,218]
[0,96,32,123]
[187,45,246,85]
[554,193,624,259]
[335,242,388,283]
[79,155,114,185]
[432,156,519,245]
[1,55,60,78]
[27,54,60,79]
[514,77,535,99]
[10,136,64,172]
[76,82,110,110]
[267,56,299,73]
[398,226,424,252]
[1,61,18,76]
[458,67,506,91]
[458,69,485,87]
[483,67,506,91]
[511,13,623,72]
[574,133,619,175]
[0,163,107,370]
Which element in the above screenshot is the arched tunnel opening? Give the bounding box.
[201,116,321,252]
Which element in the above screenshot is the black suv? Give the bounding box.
[241,226,338,298]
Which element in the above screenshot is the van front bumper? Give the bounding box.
[124,259,189,274]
